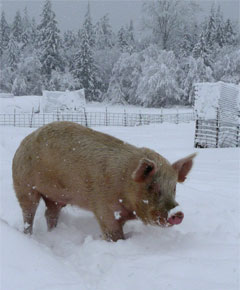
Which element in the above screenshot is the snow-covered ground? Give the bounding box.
[0,122,239,290]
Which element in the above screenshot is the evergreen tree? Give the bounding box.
[224,19,235,45]
[12,10,23,43]
[117,27,129,52]
[21,7,32,49]
[38,0,63,83]
[193,33,212,68]
[63,30,78,71]
[95,14,115,50]
[7,33,20,70]
[73,27,99,101]
[0,11,10,56]
[180,32,194,57]
[215,5,225,47]
[117,22,135,54]
[83,2,95,47]
[205,15,216,47]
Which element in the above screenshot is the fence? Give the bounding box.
[194,114,240,148]
[194,82,240,148]
[0,110,194,128]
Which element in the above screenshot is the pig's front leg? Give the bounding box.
[95,211,125,242]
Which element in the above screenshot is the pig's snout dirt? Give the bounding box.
[167,212,184,225]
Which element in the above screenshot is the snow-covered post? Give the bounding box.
[160,108,163,123]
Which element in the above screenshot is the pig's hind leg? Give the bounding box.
[15,187,41,234]
[42,196,64,231]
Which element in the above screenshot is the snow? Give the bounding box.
[194,81,240,120]
[0,122,239,290]
[0,93,193,115]
[42,89,86,112]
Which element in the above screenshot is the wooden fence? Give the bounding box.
[0,110,194,128]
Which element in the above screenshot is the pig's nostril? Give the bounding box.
[167,211,184,225]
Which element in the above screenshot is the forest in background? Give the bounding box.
[0,0,239,107]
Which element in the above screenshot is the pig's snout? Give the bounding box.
[167,211,184,225]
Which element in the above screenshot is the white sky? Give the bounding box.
[1,0,239,33]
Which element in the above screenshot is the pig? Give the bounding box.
[12,121,196,242]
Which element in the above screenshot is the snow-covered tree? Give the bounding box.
[205,14,216,48]
[94,48,120,95]
[213,47,240,83]
[12,10,23,43]
[106,52,142,104]
[0,11,10,56]
[38,0,63,84]
[6,33,20,70]
[137,46,181,107]
[180,56,214,104]
[117,22,136,53]
[11,75,27,96]
[62,30,78,72]
[224,19,236,45]
[73,28,100,101]
[95,14,115,50]
[193,33,213,68]
[83,2,95,47]
[142,0,198,50]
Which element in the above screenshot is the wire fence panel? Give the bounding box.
[0,111,195,128]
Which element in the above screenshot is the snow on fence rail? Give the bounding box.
[0,111,194,128]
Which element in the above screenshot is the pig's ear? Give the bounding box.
[132,158,156,182]
[172,153,197,183]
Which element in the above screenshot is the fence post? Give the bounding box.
[105,107,108,126]
[175,108,179,124]
[216,108,220,148]
[124,109,127,126]
[83,107,88,127]
[139,111,142,126]
[160,108,163,123]
[29,107,34,128]
[194,118,199,148]
[14,109,16,127]
[236,110,240,147]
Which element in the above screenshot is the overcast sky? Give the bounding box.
[1,0,239,33]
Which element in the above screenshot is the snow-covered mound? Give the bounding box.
[0,123,239,290]
[42,89,86,112]
[0,95,41,113]
[0,90,86,113]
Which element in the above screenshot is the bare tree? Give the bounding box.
[142,0,198,50]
